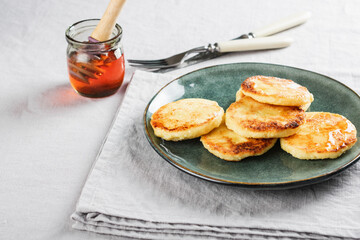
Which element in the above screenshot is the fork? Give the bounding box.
[128,45,214,69]
[128,36,293,69]
[128,11,311,70]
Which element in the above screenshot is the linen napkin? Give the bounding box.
[71,70,360,240]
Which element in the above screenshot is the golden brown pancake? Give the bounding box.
[240,75,314,107]
[201,122,277,161]
[226,95,305,138]
[280,112,357,159]
[151,98,224,141]
[236,87,311,111]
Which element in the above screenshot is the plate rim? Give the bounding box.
[143,62,360,189]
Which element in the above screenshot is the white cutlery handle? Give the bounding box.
[217,36,293,53]
[253,11,311,37]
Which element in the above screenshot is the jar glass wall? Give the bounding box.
[65,19,125,98]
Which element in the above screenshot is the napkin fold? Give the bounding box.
[71,70,360,240]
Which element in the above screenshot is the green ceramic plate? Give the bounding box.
[144,63,360,189]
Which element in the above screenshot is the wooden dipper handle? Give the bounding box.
[91,0,126,42]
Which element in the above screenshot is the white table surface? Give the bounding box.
[1,0,359,239]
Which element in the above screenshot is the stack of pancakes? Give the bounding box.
[151,76,357,161]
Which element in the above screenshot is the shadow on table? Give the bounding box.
[9,83,91,117]
[37,84,89,108]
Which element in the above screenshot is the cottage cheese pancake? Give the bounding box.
[280,112,357,159]
[241,75,314,107]
[235,88,245,102]
[226,95,305,138]
[236,87,311,111]
[151,98,224,141]
[201,122,277,161]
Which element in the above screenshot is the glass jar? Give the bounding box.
[65,19,125,98]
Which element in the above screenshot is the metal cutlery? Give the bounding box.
[128,11,311,72]
[129,36,293,69]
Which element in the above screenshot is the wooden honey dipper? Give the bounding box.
[90,0,126,42]
[67,0,126,85]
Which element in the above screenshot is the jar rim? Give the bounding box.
[65,18,122,45]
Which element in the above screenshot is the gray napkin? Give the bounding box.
[71,70,360,239]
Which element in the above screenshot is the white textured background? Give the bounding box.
[0,0,359,239]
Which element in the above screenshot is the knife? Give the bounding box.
[156,11,311,73]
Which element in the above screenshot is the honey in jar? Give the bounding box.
[65,19,125,98]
